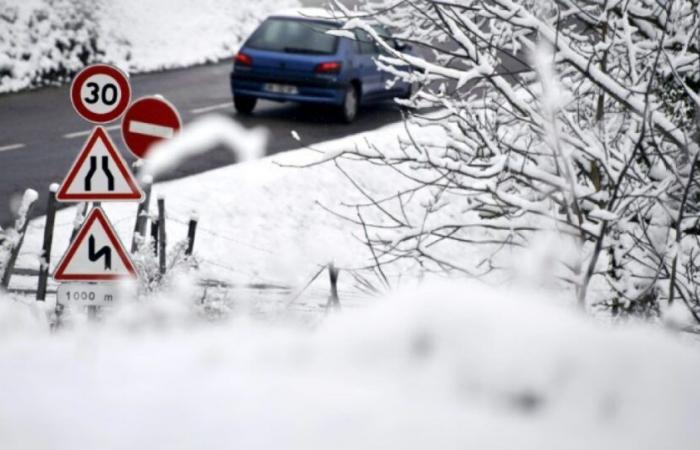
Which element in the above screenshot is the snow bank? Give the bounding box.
[16,119,427,295]
[0,0,299,93]
[0,279,697,449]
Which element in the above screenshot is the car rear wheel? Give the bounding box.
[339,84,359,123]
[234,95,257,114]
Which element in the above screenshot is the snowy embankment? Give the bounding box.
[2,116,700,448]
[1,280,699,449]
[15,119,433,296]
[0,0,297,93]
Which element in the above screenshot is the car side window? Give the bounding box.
[354,30,377,54]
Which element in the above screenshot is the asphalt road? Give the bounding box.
[0,61,404,227]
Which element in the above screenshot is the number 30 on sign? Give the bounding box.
[71,64,131,124]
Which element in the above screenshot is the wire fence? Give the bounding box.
[6,198,372,318]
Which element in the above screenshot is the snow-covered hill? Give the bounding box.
[0,0,299,93]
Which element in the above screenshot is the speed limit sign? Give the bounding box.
[70,64,131,123]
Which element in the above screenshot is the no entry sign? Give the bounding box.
[71,64,131,123]
[121,96,181,159]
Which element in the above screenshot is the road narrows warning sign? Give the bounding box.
[56,126,144,202]
[53,207,137,281]
[121,96,182,159]
[71,64,131,123]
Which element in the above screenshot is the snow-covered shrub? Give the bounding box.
[0,189,38,284]
[325,0,700,322]
[0,0,299,93]
[0,0,104,91]
[131,233,193,293]
[0,291,50,335]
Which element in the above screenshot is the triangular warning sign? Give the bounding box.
[53,207,138,281]
[57,126,144,202]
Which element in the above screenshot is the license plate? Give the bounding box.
[264,83,298,94]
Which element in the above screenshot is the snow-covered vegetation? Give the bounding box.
[0,189,37,285]
[327,0,700,322]
[2,0,699,445]
[14,118,422,296]
[1,278,699,450]
[0,0,298,93]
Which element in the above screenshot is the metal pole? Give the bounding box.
[158,197,166,275]
[327,263,340,310]
[185,216,198,256]
[150,219,159,257]
[131,179,152,253]
[36,184,58,301]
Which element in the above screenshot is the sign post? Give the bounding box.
[54,64,181,320]
[56,64,137,319]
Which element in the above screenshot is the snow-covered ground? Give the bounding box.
[1,279,699,450]
[0,0,298,93]
[2,115,700,449]
[12,118,431,317]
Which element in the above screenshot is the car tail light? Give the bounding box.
[235,52,252,66]
[314,61,341,74]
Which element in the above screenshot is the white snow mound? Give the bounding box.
[0,279,698,449]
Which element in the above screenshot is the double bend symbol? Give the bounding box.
[88,235,112,270]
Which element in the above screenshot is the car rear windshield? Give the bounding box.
[245,18,339,55]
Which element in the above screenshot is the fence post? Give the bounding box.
[36,184,58,301]
[1,189,38,289]
[186,215,198,256]
[131,177,152,253]
[69,202,88,243]
[150,218,159,256]
[158,196,166,275]
[327,263,340,310]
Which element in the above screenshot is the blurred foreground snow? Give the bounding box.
[0,279,698,450]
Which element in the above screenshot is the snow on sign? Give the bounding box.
[71,64,131,123]
[56,126,144,202]
[121,96,182,159]
[53,207,137,281]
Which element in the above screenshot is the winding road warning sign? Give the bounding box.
[56,126,144,202]
[121,96,181,159]
[71,64,131,123]
[53,207,137,281]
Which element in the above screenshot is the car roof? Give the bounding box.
[270,7,343,24]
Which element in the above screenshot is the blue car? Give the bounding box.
[230,9,412,123]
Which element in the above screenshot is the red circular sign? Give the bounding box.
[121,96,182,159]
[71,64,131,123]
